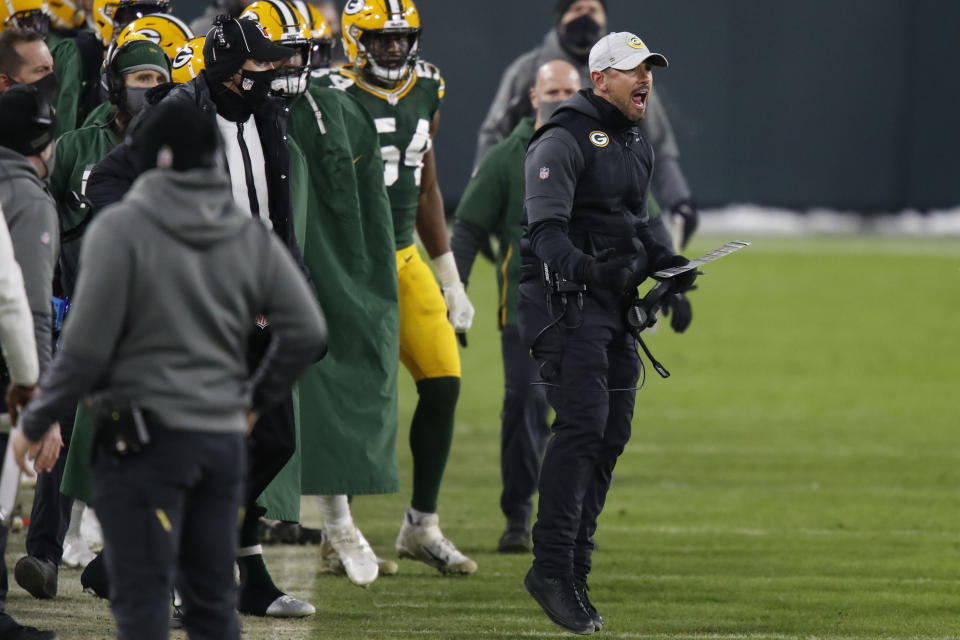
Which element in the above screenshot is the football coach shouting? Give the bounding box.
[12,100,327,640]
[517,32,697,635]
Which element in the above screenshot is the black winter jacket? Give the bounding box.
[521,89,672,285]
[86,72,298,255]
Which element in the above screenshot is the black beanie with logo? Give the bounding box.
[131,101,219,173]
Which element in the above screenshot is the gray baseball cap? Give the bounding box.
[588,32,669,74]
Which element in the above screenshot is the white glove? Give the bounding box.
[432,252,475,333]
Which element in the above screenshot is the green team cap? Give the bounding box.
[115,40,172,82]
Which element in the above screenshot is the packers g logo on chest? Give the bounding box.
[589,131,609,148]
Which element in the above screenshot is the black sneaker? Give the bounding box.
[524,567,595,635]
[497,527,531,554]
[297,524,325,545]
[14,557,58,600]
[0,613,55,639]
[575,578,604,631]
[80,553,109,598]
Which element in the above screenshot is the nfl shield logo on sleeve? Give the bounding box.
[539,167,550,180]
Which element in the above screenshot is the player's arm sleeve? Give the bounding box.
[86,142,139,213]
[5,196,58,378]
[18,219,130,441]
[642,92,692,210]
[524,130,592,281]
[451,152,507,285]
[474,53,536,167]
[249,231,328,415]
[51,40,81,138]
[0,212,38,386]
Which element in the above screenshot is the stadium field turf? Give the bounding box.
[5,235,958,639]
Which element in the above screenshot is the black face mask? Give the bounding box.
[239,68,276,106]
[558,14,603,57]
[20,72,59,105]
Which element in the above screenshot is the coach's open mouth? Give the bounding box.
[632,87,649,110]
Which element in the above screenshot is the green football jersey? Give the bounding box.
[315,61,444,250]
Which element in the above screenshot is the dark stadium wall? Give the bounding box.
[179,1,959,211]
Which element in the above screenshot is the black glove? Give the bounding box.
[576,248,633,291]
[671,200,699,249]
[661,292,692,333]
[654,254,698,292]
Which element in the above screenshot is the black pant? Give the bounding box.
[25,408,76,564]
[518,282,641,579]
[499,324,550,528]
[93,427,244,640]
[245,327,297,509]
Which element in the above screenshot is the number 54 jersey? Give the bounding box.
[315,61,445,251]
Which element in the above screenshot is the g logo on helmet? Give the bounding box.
[173,45,193,69]
[137,28,162,45]
[628,36,646,50]
[344,0,365,15]
[589,131,609,148]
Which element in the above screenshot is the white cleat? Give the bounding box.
[61,534,96,569]
[395,509,477,575]
[80,506,104,552]
[264,594,315,618]
[319,546,398,577]
[323,523,379,587]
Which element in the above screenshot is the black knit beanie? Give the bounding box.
[554,0,607,25]
[131,101,219,173]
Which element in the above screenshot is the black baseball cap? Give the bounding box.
[203,16,293,82]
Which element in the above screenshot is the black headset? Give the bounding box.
[208,14,253,60]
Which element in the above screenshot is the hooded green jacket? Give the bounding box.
[275,84,400,499]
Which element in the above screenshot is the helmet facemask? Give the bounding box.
[112,1,168,35]
[271,42,311,96]
[307,38,333,71]
[5,9,51,35]
[356,28,419,83]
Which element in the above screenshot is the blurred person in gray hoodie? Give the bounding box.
[0,83,60,640]
[12,100,327,640]
[474,0,699,248]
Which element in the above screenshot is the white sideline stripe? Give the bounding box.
[603,573,960,587]
[352,630,959,640]
[699,204,960,237]
[632,442,960,460]
[602,523,960,538]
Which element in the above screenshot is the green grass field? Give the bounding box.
[6,235,960,639]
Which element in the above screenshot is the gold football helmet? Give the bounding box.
[115,13,193,63]
[47,0,87,30]
[91,0,169,44]
[240,0,311,96]
[170,35,203,83]
[284,0,332,70]
[0,0,50,35]
[341,0,420,83]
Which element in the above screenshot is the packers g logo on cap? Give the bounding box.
[628,36,646,49]
[344,0,365,15]
[589,131,609,148]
